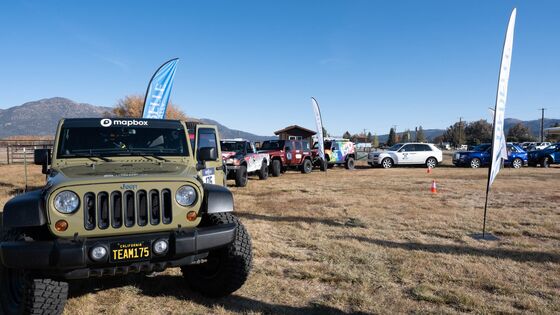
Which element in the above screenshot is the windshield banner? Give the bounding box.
[489,9,516,187]
[142,58,179,119]
[311,97,325,161]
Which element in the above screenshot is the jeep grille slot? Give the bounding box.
[111,192,122,228]
[162,189,172,224]
[124,191,135,227]
[97,192,109,229]
[80,189,173,231]
[84,193,96,230]
[150,190,160,225]
[137,190,148,226]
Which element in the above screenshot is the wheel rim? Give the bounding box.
[513,159,522,168]
[305,161,311,172]
[382,159,392,168]
[471,159,480,168]
[427,158,436,168]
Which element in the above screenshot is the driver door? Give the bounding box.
[194,125,225,186]
[396,144,415,164]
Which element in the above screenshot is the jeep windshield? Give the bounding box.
[260,140,285,150]
[221,141,245,153]
[57,119,189,158]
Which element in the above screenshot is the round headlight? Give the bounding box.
[175,186,197,207]
[54,191,80,214]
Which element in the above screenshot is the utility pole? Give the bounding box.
[539,108,546,142]
[458,117,463,146]
[415,126,418,142]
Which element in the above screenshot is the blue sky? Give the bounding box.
[0,1,559,136]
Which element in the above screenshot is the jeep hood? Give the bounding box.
[53,162,197,182]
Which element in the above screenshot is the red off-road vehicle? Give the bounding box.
[258,139,313,176]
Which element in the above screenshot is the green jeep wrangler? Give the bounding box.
[0,118,252,314]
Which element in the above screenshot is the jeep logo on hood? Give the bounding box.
[120,183,138,190]
[100,119,149,127]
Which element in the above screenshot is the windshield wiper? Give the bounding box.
[65,153,112,162]
[126,152,169,162]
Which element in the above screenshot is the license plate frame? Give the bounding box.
[109,241,151,263]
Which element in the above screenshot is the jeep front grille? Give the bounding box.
[84,189,173,231]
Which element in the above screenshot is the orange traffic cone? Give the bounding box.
[427,166,432,174]
[431,180,437,193]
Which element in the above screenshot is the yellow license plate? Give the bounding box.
[110,241,151,262]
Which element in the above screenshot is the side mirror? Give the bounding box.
[198,147,217,161]
[34,149,51,175]
[34,149,51,165]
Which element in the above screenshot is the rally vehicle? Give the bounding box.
[0,118,252,314]
[220,139,269,187]
[258,139,313,176]
[368,142,442,168]
[312,139,357,170]
[528,143,560,167]
[452,143,527,168]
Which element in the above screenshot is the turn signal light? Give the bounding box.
[186,211,197,221]
[55,220,68,232]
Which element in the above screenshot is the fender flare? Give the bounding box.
[202,184,234,214]
[2,190,47,228]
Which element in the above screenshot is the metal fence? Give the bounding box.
[0,140,54,164]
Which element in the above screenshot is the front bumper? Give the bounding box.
[0,223,235,279]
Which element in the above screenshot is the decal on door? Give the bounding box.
[202,168,215,184]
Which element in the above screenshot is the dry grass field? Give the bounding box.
[0,161,558,314]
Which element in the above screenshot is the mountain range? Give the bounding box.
[0,97,557,142]
[0,97,275,141]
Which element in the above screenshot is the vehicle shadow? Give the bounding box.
[69,275,364,315]
[236,212,346,227]
[339,236,560,264]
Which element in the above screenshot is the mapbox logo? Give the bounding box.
[100,119,148,127]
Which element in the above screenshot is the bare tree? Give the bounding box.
[112,94,188,120]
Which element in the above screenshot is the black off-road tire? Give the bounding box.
[181,213,252,297]
[319,158,327,171]
[345,157,355,170]
[301,159,312,174]
[235,165,248,187]
[271,159,281,177]
[0,229,68,315]
[258,161,268,180]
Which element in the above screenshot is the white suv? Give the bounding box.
[368,143,443,168]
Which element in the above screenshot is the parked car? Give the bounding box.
[528,143,560,167]
[452,143,527,168]
[521,142,537,151]
[258,139,313,176]
[220,139,269,187]
[368,143,442,168]
[312,139,357,169]
[527,142,551,151]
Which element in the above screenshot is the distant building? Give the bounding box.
[274,125,316,144]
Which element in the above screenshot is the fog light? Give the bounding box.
[90,246,108,262]
[186,211,197,221]
[153,239,169,255]
[55,220,68,232]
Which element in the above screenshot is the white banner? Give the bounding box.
[311,97,325,161]
[489,9,516,186]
